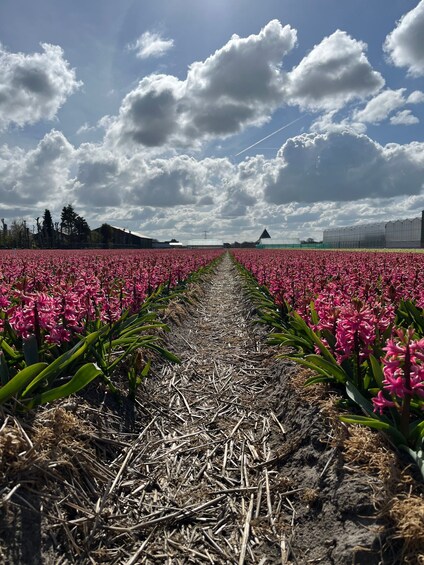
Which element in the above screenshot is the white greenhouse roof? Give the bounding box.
[186,239,223,247]
[259,238,300,245]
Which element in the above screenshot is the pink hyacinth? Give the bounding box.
[373,328,424,419]
[372,390,396,415]
[334,301,377,363]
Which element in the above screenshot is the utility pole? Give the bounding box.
[203,230,208,240]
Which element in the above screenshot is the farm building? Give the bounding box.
[323,212,424,249]
[256,237,301,249]
[92,225,153,248]
[186,239,223,249]
[255,229,326,249]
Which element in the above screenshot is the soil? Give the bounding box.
[0,252,422,564]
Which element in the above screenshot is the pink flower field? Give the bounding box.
[0,249,221,346]
[232,249,424,462]
[233,249,424,362]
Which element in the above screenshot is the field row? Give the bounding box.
[232,249,424,477]
[0,249,222,407]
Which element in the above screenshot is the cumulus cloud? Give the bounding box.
[0,43,81,130]
[263,131,424,204]
[384,0,424,76]
[128,31,174,60]
[74,144,125,207]
[128,155,205,207]
[0,129,74,205]
[390,109,419,125]
[106,20,297,150]
[186,19,296,111]
[218,183,257,218]
[287,30,384,110]
[2,131,424,244]
[353,89,406,123]
[310,111,367,134]
[106,74,184,149]
[103,22,389,153]
[72,147,234,210]
[407,90,424,104]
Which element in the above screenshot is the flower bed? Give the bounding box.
[232,249,424,477]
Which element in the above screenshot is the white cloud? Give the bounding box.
[287,30,384,110]
[0,43,81,130]
[0,130,74,206]
[72,145,234,210]
[390,109,419,125]
[102,22,387,154]
[74,144,124,207]
[106,74,184,149]
[1,130,424,244]
[186,19,296,110]
[128,31,174,60]
[310,111,367,134]
[106,20,297,150]
[407,90,424,104]
[127,155,207,207]
[263,131,424,203]
[353,89,406,123]
[384,0,424,76]
[76,122,98,135]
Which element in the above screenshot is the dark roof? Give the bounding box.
[259,229,271,239]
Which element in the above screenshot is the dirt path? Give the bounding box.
[100,253,383,564]
[114,253,293,563]
[1,253,388,564]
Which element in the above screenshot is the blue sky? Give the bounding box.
[0,0,423,242]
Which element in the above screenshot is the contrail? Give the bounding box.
[234,115,307,157]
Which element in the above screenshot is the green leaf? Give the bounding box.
[105,339,147,372]
[272,333,315,351]
[23,335,39,366]
[340,414,391,430]
[285,356,344,384]
[305,374,331,386]
[309,301,319,326]
[345,381,376,417]
[21,329,104,397]
[144,343,180,363]
[25,363,103,408]
[368,354,384,388]
[408,419,424,443]
[140,359,152,378]
[340,414,406,446]
[303,354,348,383]
[0,338,20,360]
[290,311,337,363]
[0,352,9,386]
[0,363,48,405]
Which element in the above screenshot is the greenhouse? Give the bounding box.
[323,212,424,249]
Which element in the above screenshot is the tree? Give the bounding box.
[60,204,78,237]
[8,219,29,248]
[42,209,55,248]
[0,219,7,247]
[99,223,113,248]
[75,215,91,246]
[60,205,91,247]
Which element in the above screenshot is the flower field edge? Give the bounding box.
[231,249,424,480]
[0,249,224,410]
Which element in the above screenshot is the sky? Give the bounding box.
[0,0,423,243]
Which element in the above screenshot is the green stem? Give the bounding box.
[400,341,411,440]
[354,331,361,390]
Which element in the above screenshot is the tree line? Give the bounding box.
[0,205,94,249]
